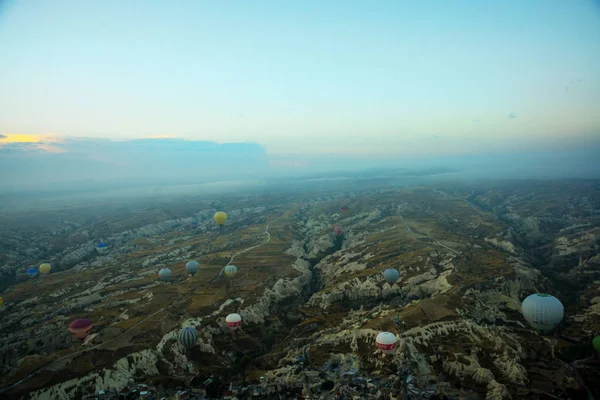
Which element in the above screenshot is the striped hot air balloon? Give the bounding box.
[376,332,397,354]
[95,241,109,254]
[226,313,242,331]
[521,293,564,333]
[186,261,200,276]
[334,225,344,236]
[179,327,199,349]
[224,265,238,278]
[69,318,93,341]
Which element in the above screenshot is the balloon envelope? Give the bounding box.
[39,263,51,274]
[159,268,172,280]
[186,260,200,276]
[96,242,109,254]
[383,268,399,284]
[334,225,344,235]
[0,297,3,307]
[521,293,564,332]
[213,212,228,225]
[224,265,238,278]
[593,336,600,353]
[226,313,242,330]
[69,318,93,341]
[179,327,199,349]
[340,206,349,214]
[376,332,397,354]
[26,267,39,278]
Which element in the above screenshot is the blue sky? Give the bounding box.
[0,0,599,158]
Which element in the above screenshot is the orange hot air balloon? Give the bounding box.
[69,318,93,341]
[340,206,349,214]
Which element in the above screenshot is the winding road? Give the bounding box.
[210,223,271,283]
[0,223,272,396]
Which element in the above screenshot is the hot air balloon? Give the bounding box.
[39,263,51,274]
[95,242,109,254]
[214,212,228,226]
[0,297,3,307]
[224,265,238,278]
[521,293,564,333]
[68,318,93,341]
[334,225,344,236]
[186,260,200,276]
[376,332,397,354]
[593,336,600,353]
[340,206,349,214]
[226,313,242,331]
[26,267,39,278]
[159,268,172,281]
[179,327,198,349]
[383,268,399,284]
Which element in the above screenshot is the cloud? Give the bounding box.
[0,134,65,153]
[0,137,270,189]
[508,112,517,119]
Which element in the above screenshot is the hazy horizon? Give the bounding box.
[1,136,599,192]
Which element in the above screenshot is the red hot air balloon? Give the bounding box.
[334,225,344,236]
[69,318,93,341]
[340,206,349,214]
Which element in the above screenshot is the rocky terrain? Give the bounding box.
[0,179,599,399]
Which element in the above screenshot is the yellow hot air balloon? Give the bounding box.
[213,211,228,226]
[39,263,52,274]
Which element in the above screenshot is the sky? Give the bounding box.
[0,0,599,187]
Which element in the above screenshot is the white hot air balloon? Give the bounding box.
[376,332,397,354]
[226,313,242,331]
[521,293,564,333]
